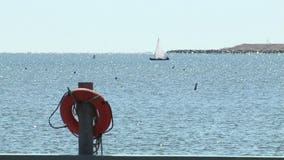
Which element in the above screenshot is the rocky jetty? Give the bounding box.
[168,44,284,54]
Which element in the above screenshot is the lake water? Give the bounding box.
[0,53,284,156]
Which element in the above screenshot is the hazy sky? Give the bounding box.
[0,0,283,53]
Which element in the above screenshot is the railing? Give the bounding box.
[1,155,283,160]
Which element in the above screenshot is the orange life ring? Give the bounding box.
[60,88,112,137]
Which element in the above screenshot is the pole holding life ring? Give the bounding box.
[59,82,113,155]
[48,82,113,155]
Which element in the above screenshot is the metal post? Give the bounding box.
[77,82,95,155]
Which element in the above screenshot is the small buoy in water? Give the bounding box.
[194,83,198,90]
[25,67,27,70]
[73,71,76,74]
[115,77,118,80]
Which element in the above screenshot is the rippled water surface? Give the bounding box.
[0,53,284,155]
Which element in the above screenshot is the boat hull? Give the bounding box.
[149,57,169,60]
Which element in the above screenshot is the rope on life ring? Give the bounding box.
[59,88,113,137]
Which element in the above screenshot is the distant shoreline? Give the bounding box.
[1,43,284,54]
[168,43,284,54]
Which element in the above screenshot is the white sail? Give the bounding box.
[153,38,168,59]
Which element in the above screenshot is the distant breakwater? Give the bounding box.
[167,43,284,54]
[167,49,284,54]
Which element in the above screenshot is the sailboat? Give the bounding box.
[149,38,169,60]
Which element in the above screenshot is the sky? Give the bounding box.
[0,0,284,53]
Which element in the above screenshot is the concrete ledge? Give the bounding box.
[0,155,284,160]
